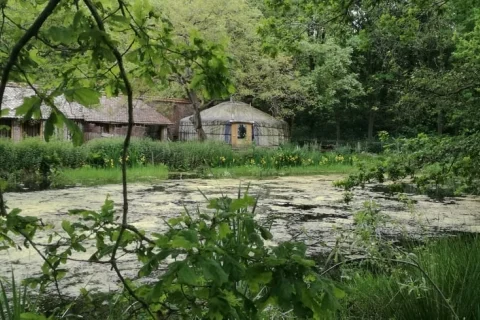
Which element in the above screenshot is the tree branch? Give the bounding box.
[16,229,64,301]
[0,0,62,216]
[82,1,155,318]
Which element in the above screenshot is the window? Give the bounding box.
[23,120,41,137]
[237,124,247,139]
[103,124,110,133]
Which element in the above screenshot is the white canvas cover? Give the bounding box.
[178,102,289,146]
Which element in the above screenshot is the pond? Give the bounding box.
[2,175,480,295]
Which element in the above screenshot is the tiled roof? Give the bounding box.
[0,85,172,125]
[144,97,191,104]
[84,97,172,125]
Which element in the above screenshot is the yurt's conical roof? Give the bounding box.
[180,101,285,126]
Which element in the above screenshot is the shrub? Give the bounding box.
[336,132,480,197]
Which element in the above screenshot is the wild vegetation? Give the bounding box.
[0,138,365,189]
[335,131,480,199]
[0,0,480,319]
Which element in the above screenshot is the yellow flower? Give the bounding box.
[319,156,329,165]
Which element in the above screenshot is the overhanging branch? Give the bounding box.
[0,0,62,216]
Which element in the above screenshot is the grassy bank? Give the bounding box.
[339,235,480,320]
[52,165,168,187]
[0,138,377,190]
[50,163,357,187]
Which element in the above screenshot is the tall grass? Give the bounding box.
[0,138,372,172]
[340,235,480,320]
[53,165,168,187]
[0,272,43,320]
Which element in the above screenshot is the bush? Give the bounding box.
[336,132,480,197]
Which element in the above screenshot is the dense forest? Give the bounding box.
[2,0,480,143]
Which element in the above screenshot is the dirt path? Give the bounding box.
[2,175,480,295]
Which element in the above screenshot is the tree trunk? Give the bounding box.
[185,89,207,141]
[368,110,375,140]
[0,0,63,217]
[437,109,444,135]
[288,116,294,140]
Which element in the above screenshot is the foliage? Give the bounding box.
[340,235,480,320]
[52,165,168,187]
[0,138,366,190]
[3,0,480,141]
[335,132,480,198]
[0,272,48,320]
[156,0,306,118]
[0,191,345,319]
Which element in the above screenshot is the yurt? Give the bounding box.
[178,101,289,147]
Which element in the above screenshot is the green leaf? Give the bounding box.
[61,220,73,235]
[199,258,228,286]
[246,266,272,292]
[259,226,273,240]
[20,313,47,320]
[64,88,100,106]
[170,230,198,249]
[333,286,346,299]
[171,235,194,249]
[138,249,173,277]
[73,10,85,30]
[56,269,68,280]
[291,255,315,267]
[15,96,42,118]
[56,112,83,146]
[46,26,76,44]
[43,112,57,142]
[108,15,131,27]
[230,198,248,211]
[0,108,9,116]
[177,264,197,285]
[190,73,206,89]
[218,222,231,239]
[41,262,50,275]
[72,243,87,252]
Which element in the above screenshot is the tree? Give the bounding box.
[0,2,345,319]
[258,0,364,141]
[0,0,233,315]
[156,0,305,129]
[300,39,363,143]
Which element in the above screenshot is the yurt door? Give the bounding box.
[231,122,252,147]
